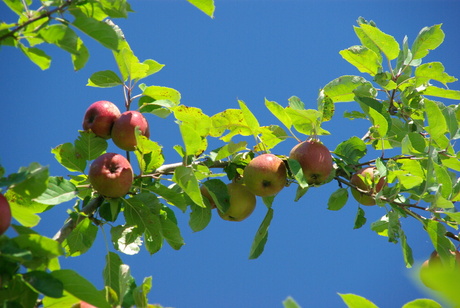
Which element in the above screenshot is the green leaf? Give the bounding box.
[74,131,108,161]
[52,143,86,173]
[333,136,367,164]
[288,96,305,110]
[0,274,38,308]
[87,70,123,88]
[13,234,64,269]
[143,85,181,105]
[23,270,64,298]
[19,45,51,70]
[133,276,152,308]
[3,0,27,15]
[202,179,230,214]
[415,62,457,87]
[189,203,211,232]
[321,75,370,103]
[283,296,301,308]
[327,188,348,211]
[285,108,326,136]
[174,105,211,137]
[111,225,143,255]
[411,24,444,60]
[402,299,442,308]
[134,134,164,174]
[70,9,118,50]
[62,217,98,256]
[113,40,149,81]
[159,208,184,250]
[143,59,165,76]
[172,166,204,207]
[71,39,89,71]
[425,220,456,265]
[187,0,215,17]
[6,190,49,227]
[286,158,308,189]
[51,269,111,308]
[423,86,460,100]
[239,100,260,136]
[357,23,400,60]
[209,109,253,141]
[400,230,414,268]
[147,182,188,212]
[103,252,123,299]
[211,141,247,161]
[249,208,274,260]
[39,24,81,55]
[99,0,131,18]
[339,45,381,76]
[33,176,76,205]
[424,99,448,140]
[353,207,366,229]
[265,99,292,130]
[338,293,379,308]
[11,162,49,199]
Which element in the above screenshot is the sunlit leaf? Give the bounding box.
[52,143,86,173]
[412,24,444,60]
[327,188,348,211]
[33,176,76,205]
[62,217,98,256]
[339,45,381,75]
[87,70,123,87]
[357,23,400,60]
[74,131,108,161]
[338,293,379,308]
[19,45,51,70]
[172,166,204,207]
[322,75,370,103]
[187,0,215,18]
[71,9,118,50]
[415,62,457,87]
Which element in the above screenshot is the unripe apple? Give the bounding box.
[82,101,121,139]
[111,111,150,151]
[350,167,386,206]
[88,153,134,198]
[289,140,333,185]
[0,193,12,235]
[218,183,256,222]
[420,250,460,290]
[243,154,287,197]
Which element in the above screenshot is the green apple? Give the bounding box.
[350,167,386,206]
[289,139,333,185]
[218,183,256,222]
[0,193,11,235]
[243,154,287,197]
[111,111,150,151]
[82,100,121,139]
[88,153,134,198]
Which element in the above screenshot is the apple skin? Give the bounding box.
[243,154,287,197]
[289,140,333,185]
[0,193,12,235]
[420,250,460,290]
[82,101,121,139]
[111,111,150,151]
[350,167,386,206]
[79,301,98,308]
[218,183,256,222]
[200,185,216,209]
[88,153,134,198]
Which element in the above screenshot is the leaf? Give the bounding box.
[174,105,211,137]
[143,85,182,105]
[424,99,448,140]
[111,225,143,255]
[353,207,366,229]
[33,176,76,205]
[358,23,400,60]
[187,0,215,18]
[339,45,381,76]
[400,230,414,268]
[286,158,308,189]
[39,24,81,55]
[425,220,456,265]
[19,45,51,70]
[71,39,89,71]
[402,299,442,308]
[147,182,188,212]
[11,162,49,199]
[113,40,149,81]
[209,109,253,141]
[23,270,64,298]
[74,131,108,161]
[87,70,123,87]
[415,62,457,87]
[62,217,98,256]
[134,135,164,174]
[333,136,367,164]
[51,269,111,308]
[6,190,49,227]
[338,293,379,308]
[327,188,348,211]
[321,75,370,103]
[13,234,64,269]
[211,141,247,161]
[423,86,460,100]
[202,179,230,214]
[411,24,444,60]
[133,276,152,308]
[52,143,86,173]
[159,207,184,250]
[249,208,274,259]
[103,252,123,298]
[239,100,260,136]
[70,8,118,50]
[285,108,326,136]
[265,99,292,130]
[283,296,301,308]
[189,203,212,232]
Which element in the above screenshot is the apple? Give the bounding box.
[79,301,98,308]
[420,250,460,290]
[111,111,150,151]
[243,154,287,197]
[350,167,386,206]
[88,153,134,198]
[200,185,216,209]
[0,193,12,235]
[218,183,256,222]
[82,101,121,139]
[289,139,333,185]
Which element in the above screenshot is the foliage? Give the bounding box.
[1,1,460,307]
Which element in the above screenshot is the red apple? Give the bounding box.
[200,185,216,209]
[111,111,150,151]
[0,193,12,235]
[79,301,98,308]
[289,139,333,185]
[350,167,386,206]
[88,153,134,198]
[243,154,287,197]
[82,101,121,139]
[420,250,460,290]
[218,183,256,222]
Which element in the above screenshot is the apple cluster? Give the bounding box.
[82,101,150,198]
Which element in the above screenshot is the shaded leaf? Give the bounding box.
[249,208,274,259]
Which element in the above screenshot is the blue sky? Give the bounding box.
[1,0,460,307]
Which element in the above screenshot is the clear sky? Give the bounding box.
[1,0,460,307]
